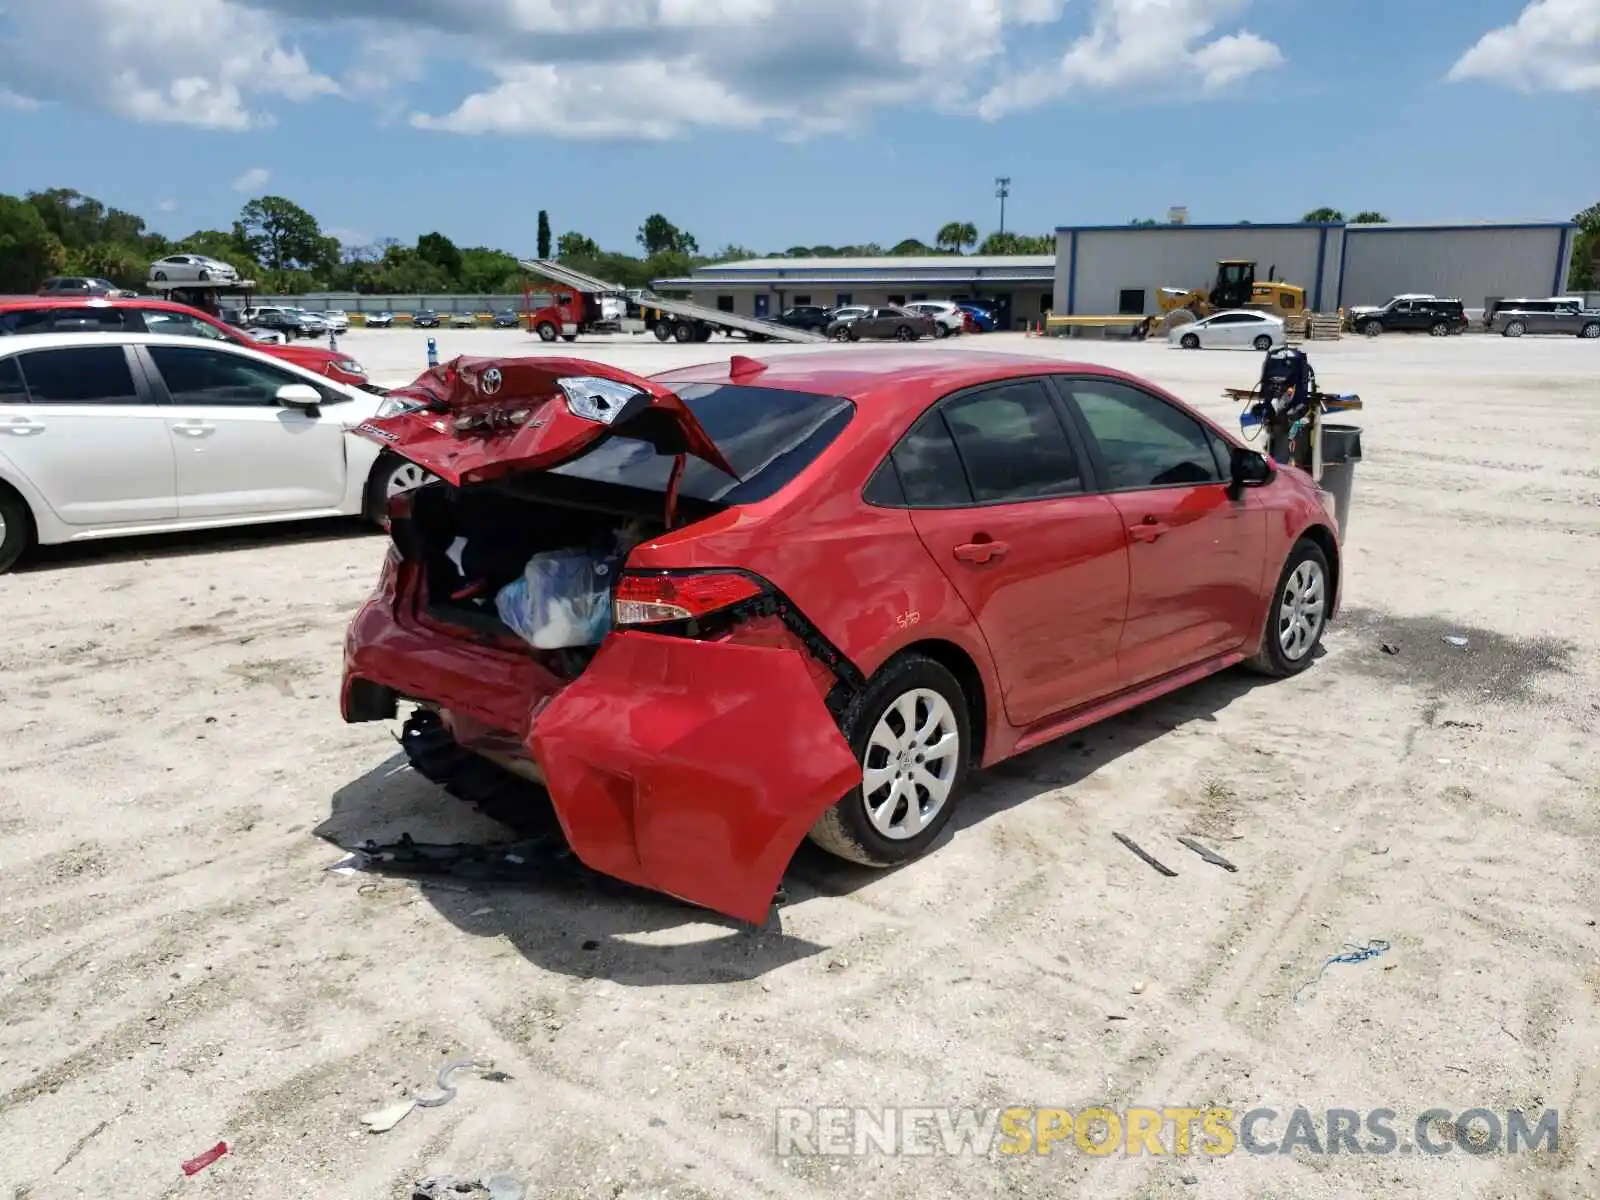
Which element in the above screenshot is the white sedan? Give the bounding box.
[0,332,428,572]
[148,254,240,283]
[1170,309,1286,351]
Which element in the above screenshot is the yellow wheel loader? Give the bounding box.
[1158,260,1307,320]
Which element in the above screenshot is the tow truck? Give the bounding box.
[518,259,828,345]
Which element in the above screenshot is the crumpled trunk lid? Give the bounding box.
[352,356,735,486]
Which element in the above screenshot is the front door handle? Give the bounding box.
[1128,516,1169,542]
[2,419,45,436]
[954,539,1009,564]
[171,422,216,438]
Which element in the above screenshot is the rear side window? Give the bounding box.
[17,346,140,403]
[549,383,855,505]
[0,357,25,402]
[941,381,1084,502]
[892,409,972,506]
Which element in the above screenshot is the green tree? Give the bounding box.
[0,193,67,290]
[979,231,1054,254]
[636,213,698,257]
[416,231,462,281]
[233,195,334,273]
[537,210,552,259]
[706,244,757,263]
[1128,217,1159,227]
[935,221,978,253]
[889,238,934,256]
[1302,207,1344,222]
[1351,211,1389,224]
[1570,202,1600,291]
[66,241,146,289]
[26,188,151,250]
[557,231,600,260]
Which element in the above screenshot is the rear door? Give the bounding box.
[138,343,350,517]
[1058,376,1267,683]
[899,377,1130,724]
[0,345,177,526]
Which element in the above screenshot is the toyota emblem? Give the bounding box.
[482,367,503,395]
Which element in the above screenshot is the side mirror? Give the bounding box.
[276,383,323,409]
[1230,446,1273,492]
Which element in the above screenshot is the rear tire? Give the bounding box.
[0,486,33,574]
[1429,321,1449,337]
[1244,538,1331,678]
[1180,333,1200,350]
[673,322,694,343]
[807,654,972,868]
[561,334,577,342]
[895,325,915,342]
[933,324,949,339]
[1503,320,1525,338]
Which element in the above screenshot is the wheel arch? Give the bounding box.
[0,473,39,563]
[870,637,991,766]
[1296,521,1341,618]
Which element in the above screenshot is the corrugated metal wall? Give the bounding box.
[1336,227,1568,309]
[1064,227,1329,315]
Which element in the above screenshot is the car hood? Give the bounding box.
[349,356,737,487]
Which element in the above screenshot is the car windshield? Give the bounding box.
[548,383,855,505]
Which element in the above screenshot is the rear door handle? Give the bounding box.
[954,539,1009,564]
[2,419,45,436]
[171,422,216,438]
[1128,516,1169,542]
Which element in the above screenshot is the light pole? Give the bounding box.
[995,177,1011,236]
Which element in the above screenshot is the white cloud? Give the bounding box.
[0,0,1284,137]
[1448,0,1600,92]
[978,0,1283,117]
[157,199,178,213]
[232,167,271,193]
[325,227,371,247]
[0,0,339,129]
[0,85,39,110]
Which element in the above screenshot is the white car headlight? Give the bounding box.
[375,396,421,418]
[334,359,366,375]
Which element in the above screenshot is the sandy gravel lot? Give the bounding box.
[1,329,1596,1199]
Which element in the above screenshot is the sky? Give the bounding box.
[0,0,1595,257]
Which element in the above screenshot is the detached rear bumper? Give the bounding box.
[530,632,860,924]
[344,608,861,924]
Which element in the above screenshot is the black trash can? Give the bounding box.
[1318,423,1362,541]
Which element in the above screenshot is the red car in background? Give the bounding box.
[340,350,1342,923]
[0,295,372,388]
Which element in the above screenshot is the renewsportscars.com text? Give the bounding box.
[775,1106,1560,1158]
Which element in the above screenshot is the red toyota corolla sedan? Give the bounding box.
[341,349,1341,923]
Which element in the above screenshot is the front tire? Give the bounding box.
[1429,321,1449,337]
[0,487,33,574]
[1180,332,1200,350]
[364,454,433,527]
[895,325,915,342]
[1253,334,1273,351]
[1503,320,1525,338]
[536,321,557,342]
[1359,321,1381,337]
[933,323,950,339]
[1580,322,1600,339]
[808,654,971,867]
[1244,538,1332,678]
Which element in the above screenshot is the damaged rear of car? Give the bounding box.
[340,356,863,923]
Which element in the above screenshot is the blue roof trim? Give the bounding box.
[1053,221,1577,234]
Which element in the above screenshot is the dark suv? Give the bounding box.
[1486,298,1600,339]
[37,276,130,298]
[1351,297,1468,337]
[773,304,832,332]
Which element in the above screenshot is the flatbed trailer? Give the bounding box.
[519,259,827,344]
[143,277,259,317]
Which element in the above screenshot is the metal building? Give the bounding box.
[651,255,1055,330]
[1053,219,1576,317]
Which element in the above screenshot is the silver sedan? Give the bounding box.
[148,254,240,283]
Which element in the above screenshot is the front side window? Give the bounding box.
[142,310,234,341]
[17,346,139,403]
[1067,379,1222,490]
[941,382,1084,502]
[147,345,301,406]
[0,356,26,402]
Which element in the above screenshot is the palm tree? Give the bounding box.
[935,221,978,254]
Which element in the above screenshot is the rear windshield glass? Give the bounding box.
[549,382,854,505]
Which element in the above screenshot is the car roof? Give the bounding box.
[652,347,1157,404]
[1207,309,1277,318]
[0,330,349,373]
[0,294,206,315]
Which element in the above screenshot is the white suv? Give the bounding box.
[904,301,965,338]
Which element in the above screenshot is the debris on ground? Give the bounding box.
[411,1174,527,1200]
[1113,832,1177,877]
[180,1141,228,1176]
[1380,642,1400,655]
[1443,635,1469,648]
[363,1059,507,1133]
[360,1099,416,1134]
[1177,836,1238,872]
[1292,939,1392,1003]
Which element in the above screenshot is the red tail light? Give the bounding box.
[613,571,765,626]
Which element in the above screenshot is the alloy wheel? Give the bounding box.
[1277,559,1326,661]
[385,460,432,498]
[861,688,960,840]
